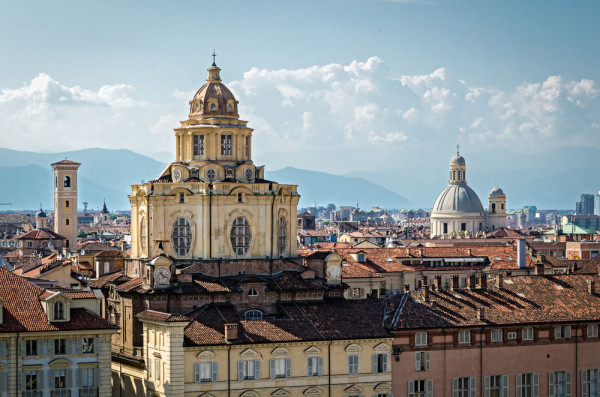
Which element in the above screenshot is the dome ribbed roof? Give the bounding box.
[451,155,465,164]
[36,209,46,218]
[432,184,484,214]
[490,187,504,196]
[189,64,238,118]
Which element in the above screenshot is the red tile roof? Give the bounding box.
[137,310,190,323]
[17,229,66,241]
[0,267,115,332]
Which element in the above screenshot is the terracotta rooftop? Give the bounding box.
[17,229,66,241]
[0,267,115,332]
[137,310,190,323]
[390,274,600,330]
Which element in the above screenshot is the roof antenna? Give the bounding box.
[212,49,217,66]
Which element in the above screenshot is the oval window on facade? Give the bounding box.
[245,168,253,181]
[278,217,286,256]
[171,217,192,257]
[230,217,251,256]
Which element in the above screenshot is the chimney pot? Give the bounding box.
[479,274,487,289]
[421,276,428,289]
[451,275,460,291]
[468,274,476,289]
[225,323,238,341]
[404,284,411,293]
[423,286,430,302]
[535,262,545,276]
[477,307,485,321]
[497,274,504,289]
[434,275,442,290]
[588,280,595,295]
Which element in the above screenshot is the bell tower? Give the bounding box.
[52,160,81,250]
[488,187,507,230]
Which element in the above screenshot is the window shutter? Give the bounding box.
[48,339,55,355]
[317,357,323,376]
[470,377,476,394]
[415,352,421,371]
[76,338,83,355]
[565,371,572,397]
[285,358,291,378]
[270,359,276,379]
[502,375,508,397]
[66,368,73,388]
[555,327,561,339]
[581,370,588,397]
[372,354,377,373]
[0,341,6,357]
[348,356,352,374]
[20,372,26,390]
[65,339,72,355]
[254,360,260,380]
[452,378,459,397]
[194,362,200,383]
[21,340,25,356]
[532,373,539,397]
[516,374,522,397]
[93,367,99,387]
[211,362,218,382]
[93,337,100,353]
[237,361,243,381]
[382,353,388,372]
[426,379,433,397]
[565,326,571,339]
[0,371,6,392]
[38,370,44,390]
[484,376,490,397]
[307,357,313,376]
[77,368,82,388]
[425,352,430,370]
[408,380,414,395]
[549,372,555,396]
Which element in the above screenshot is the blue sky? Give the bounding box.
[0,0,599,178]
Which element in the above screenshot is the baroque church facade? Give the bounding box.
[430,150,506,238]
[129,61,300,275]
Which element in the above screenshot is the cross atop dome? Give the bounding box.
[212,49,217,66]
[456,144,460,156]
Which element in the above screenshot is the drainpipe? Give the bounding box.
[575,322,579,396]
[442,328,447,397]
[209,191,212,259]
[480,328,484,397]
[227,344,231,397]
[271,193,276,260]
[328,341,332,397]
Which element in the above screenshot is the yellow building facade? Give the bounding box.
[52,160,80,250]
[129,62,299,265]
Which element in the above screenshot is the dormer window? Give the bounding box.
[227,103,233,112]
[248,288,258,297]
[245,309,262,320]
[210,102,217,111]
[226,169,234,178]
[54,301,65,320]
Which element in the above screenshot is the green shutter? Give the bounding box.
[426,379,433,397]
[254,360,260,380]
[470,377,476,395]
[425,352,430,370]
[408,380,414,396]
[372,354,377,373]
[452,378,458,397]
[317,356,323,376]
[93,367,99,387]
[66,368,72,388]
[237,361,243,381]
[285,358,291,378]
[415,352,421,371]
[93,337,100,353]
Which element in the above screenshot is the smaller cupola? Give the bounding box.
[39,291,71,323]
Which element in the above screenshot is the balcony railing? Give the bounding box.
[51,389,71,397]
[80,388,99,397]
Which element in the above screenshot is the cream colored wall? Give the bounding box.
[129,181,299,260]
[53,165,79,250]
[42,265,81,288]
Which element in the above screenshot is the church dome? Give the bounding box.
[36,209,46,218]
[433,184,485,214]
[189,63,239,118]
[451,155,465,164]
[490,187,504,196]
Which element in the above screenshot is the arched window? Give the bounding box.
[227,102,233,112]
[65,219,69,226]
[244,309,262,320]
[54,301,65,320]
[210,102,217,111]
[231,217,251,256]
[64,176,71,188]
[491,203,496,214]
[172,218,192,257]
[248,288,258,297]
[501,203,504,210]
[278,217,286,256]
[65,200,69,208]
[140,217,147,253]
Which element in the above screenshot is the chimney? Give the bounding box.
[517,239,527,269]
[535,262,545,276]
[497,273,504,289]
[404,284,411,293]
[477,307,485,321]
[434,275,442,290]
[479,274,487,289]
[467,248,472,256]
[405,247,410,257]
[588,280,596,295]
[451,275,459,291]
[224,323,238,341]
[423,286,430,302]
[421,276,428,289]
[418,248,424,257]
[468,274,477,290]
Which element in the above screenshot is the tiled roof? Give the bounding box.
[0,267,115,332]
[51,159,80,166]
[17,229,66,241]
[390,274,600,330]
[183,298,390,346]
[78,241,118,252]
[137,310,190,323]
[94,250,124,258]
[576,255,600,274]
[48,288,97,299]
[115,277,145,293]
[88,271,130,288]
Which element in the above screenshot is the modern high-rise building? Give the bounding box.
[576,193,595,215]
[595,190,600,216]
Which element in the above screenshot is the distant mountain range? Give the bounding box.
[0,148,412,211]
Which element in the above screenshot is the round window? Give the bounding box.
[206,169,216,181]
[245,169,253,181]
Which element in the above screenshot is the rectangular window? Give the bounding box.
[24,370,40,391]
[461,223,467,231]
[588,324,599,338]
[238,360,260,380]
[80,367,99,397]
[516,373,539,397]
[221,134,232,155]
[484,375,508,397]
[194,362,217,382]
[307,356,323,377]
[555,325,572,339]
[245,135,250,157]
[55,339,67,355]
[372,352,388,373]
[352,288,362,298]
[443,223,448,234]
[582,369,599,397]
[415,351,430,371]
[348,354,359,374]
[522,327,534,341]
[82,338,95,354]
[52,369,67,389]
[408,379,433,397]
[25,340,38,356]
[270,357,291,378]
[491,329,503,342]
[459,330,471,344]
[415,332,428,346]
[549,371,571,397]
[193,134,204,156]
[507,332,517,340]
[452,377,476,397]
[155,358,161,381]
